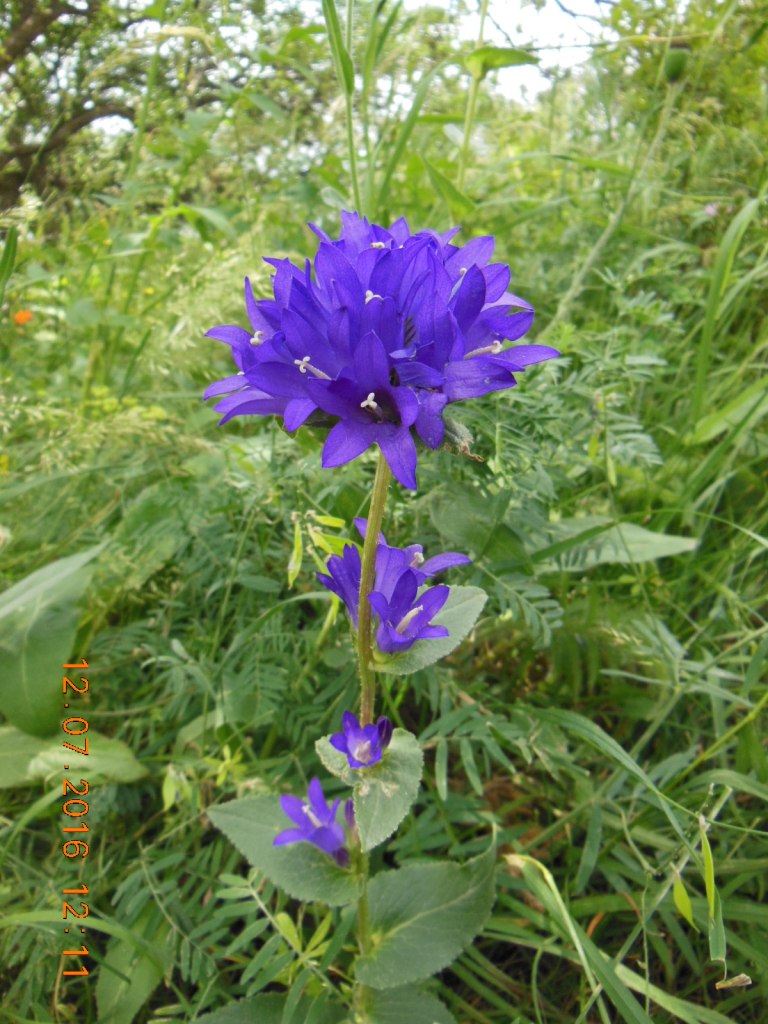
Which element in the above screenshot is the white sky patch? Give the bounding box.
[407,0,613,102]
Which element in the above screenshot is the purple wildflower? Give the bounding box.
[330,711,393,769]
[204,212,559,490]
[316,519,470,655]
[274,777,350,866]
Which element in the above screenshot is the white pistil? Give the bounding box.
[370,241,386,249]
[250,330,264,346]
[365,289,382,304]
[294,356,331,379]
[302,803,322,829]
[464,340,503,359]
[360,392,380,412]
[396,605,424,635]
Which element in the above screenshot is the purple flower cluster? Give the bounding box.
[274,777,353,865]
[204,212,559,489]
[317,518,470,655]
[331,711,393,769]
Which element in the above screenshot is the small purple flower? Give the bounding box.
[274,777,350,866]
[204,212,559,490]
[330,711,393,769]
[317,519,470,655]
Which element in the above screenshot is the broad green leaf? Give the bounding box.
[374,586,487,676]
[672,871,698,930]
[0,726,47,788]
[95,908,172,1024]
[196,994,347,1024]
[532,516,697,570]
[367,984,457,1024]
[356,843,496,989]
[464,46,539,80]
[207,795,359,906]
[26,731,148,784]
[0,544,103,736]
[316,730,423,852]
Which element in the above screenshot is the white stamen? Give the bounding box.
[459,267,468,276]
[250,330,264,346]
[351,739,373,764]
[365,289,382,304]
[294,356,330,379]
[360,392,380,412]
[301,803,322,829]
[370,241,386,249]
[396,605,424,635]
[464,340,503,359]
[237,371,245,376]
[410,551,425,568]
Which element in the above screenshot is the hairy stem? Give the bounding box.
[357,451,392,725]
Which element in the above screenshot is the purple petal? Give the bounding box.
[322,420,376,469]
[421,552,472,576]
[378,430,418,490]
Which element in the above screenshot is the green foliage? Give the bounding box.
[356,844,496,989]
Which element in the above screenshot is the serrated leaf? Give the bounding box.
[316,730,423,852]
[368,984,457,1024]
[26,731,148,784]
[374,586,487,676]
[207,796,360,906]
[356,843,496,988]
[464,45,538,80]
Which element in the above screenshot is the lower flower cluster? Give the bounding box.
[316,518,470,655]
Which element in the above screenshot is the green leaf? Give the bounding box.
[196,994,347,1024]
[288,517,303,587]
[374,586,487,676]
[672,871,698,931]
[316,730,423,852]
[687,377,768,444]
[0,544,104,737]
[0,726,48,788]
[356,843,496,989]
[321,0,354,95]
[95,908,173,1024]
[532,516,697,570]
[367,984,457,1024]
[207,795,360,906]
[700,817,716,918]
[422,157,475,213]
[708,890,727,967]
[26,731,148,784]
[464,46,538,80]
[0,226,18,304]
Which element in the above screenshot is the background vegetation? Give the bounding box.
[1,0,766,1021]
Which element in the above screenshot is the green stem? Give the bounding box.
[357,451,392,725]
[457,0,489,192]
[354,851,373,1021]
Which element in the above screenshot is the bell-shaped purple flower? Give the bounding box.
[330,711,393,769]
[204,212,559,490]
[273,777,350,866]
[316,519,470,655]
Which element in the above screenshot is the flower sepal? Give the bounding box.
[316,727,424,852]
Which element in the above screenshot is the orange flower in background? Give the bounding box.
[13,309,33,326]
